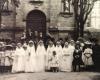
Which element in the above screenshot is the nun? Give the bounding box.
[27,40,37,72]
[36,40,46,72]
[55,41,63,71]
[12,43,25,73]
[46,41,55,71]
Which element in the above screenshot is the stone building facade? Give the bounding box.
[0,0,75,41]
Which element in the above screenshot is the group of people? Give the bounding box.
[10,39,95,73]
[12,40,46,73]
[11,40,75,73]
[0,38,98,73]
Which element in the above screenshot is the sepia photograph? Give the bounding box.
[0,0,100,80]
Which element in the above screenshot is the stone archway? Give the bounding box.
[26,10,46,41]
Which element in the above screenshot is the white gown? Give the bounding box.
[12,47,25,73]
[27,45,37,72]
[22,49,29,72]
[55,46,63,70]
[46,45,55,70]
[61,46,73,72]
[36,45,46,72]
[67,45,75,72]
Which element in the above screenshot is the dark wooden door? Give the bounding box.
[26,10,46,41]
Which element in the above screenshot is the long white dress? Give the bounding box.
[46,45,55,70]
[12,47,25,73]
[27,45,37,72]
[60,46,71,72]
[36,45,46,72]
[67,44,75,72]
[55,45,63,71]
[22,49,29,72]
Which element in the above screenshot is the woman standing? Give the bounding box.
[36,40,46,72]
[82,41,94,71]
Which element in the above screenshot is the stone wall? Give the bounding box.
[1,0,75,40]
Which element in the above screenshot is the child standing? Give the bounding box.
[50,51,59,72]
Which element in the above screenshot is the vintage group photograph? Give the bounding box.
[0,0,100,80]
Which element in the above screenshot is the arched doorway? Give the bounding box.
[26,10,46,41]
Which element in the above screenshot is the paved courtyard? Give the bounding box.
[0,72,100,80]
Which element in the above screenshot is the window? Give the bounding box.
[91,1,100,29]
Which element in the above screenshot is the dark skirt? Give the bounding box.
[73,58,84,65]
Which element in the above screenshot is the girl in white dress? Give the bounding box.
[61,42,72,72]
[50,51,59,72]
[22,43,29,72]
[4,46,13,72]
[12,43,25,73]
[46,41,55,71]
[36,40,46,72]
[55,41,63,71]
[67,40,75,72]
[27,40,37,72]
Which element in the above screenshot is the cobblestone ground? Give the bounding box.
[0,72,100,80]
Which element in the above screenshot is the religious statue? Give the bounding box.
[62,0,71,13]
[0,0,9,11]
